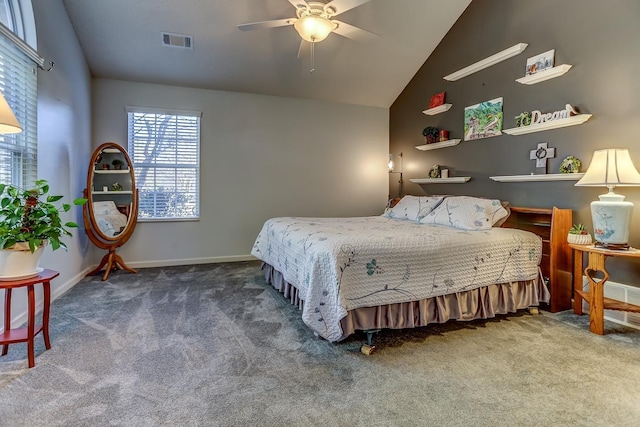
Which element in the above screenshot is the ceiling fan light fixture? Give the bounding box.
[294,15,334,42]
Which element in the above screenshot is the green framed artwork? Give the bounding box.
[464,97,503,141]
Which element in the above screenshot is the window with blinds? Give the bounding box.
[127,108,201,220]
[0,22,37,188]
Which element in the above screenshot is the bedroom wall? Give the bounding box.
[91,79,388,266]
[390,0,640,285]
[1,0,92,332]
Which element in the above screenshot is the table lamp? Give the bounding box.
[575,148,640,249]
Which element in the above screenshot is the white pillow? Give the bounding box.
[383,195,444,222]
[93,201,120,216]
[420,196,508,230]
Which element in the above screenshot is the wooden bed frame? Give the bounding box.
[501,206,573,312]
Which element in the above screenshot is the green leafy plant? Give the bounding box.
[560,156,581,173]
[422,126,439,138]
[0,180,87,252]
[569,224,588,235]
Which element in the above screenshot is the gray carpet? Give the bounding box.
[1,261,639,426]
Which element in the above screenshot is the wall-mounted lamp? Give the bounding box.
[575,148,640,249]
[389,152,404,197]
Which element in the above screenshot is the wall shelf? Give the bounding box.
[443,43,528,81]
[410,177,471,184]
[92,190,134,194]
[490,173,584,182]
[102,148,122,153]
[516,64,572,85]
[502,114,592,135]
[422,104,452,115]
[94,169,131,174]
[415,139,461,151]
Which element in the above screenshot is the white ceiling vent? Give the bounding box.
[161,32,193,49]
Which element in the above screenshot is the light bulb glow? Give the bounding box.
[294,15,333,42]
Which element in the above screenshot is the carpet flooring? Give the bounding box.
[1,261,639,426]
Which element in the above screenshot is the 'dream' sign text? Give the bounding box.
[530,104,578,125]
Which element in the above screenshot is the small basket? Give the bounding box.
[567,233,592,245]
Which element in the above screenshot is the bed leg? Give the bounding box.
[528,306,539,315]
[360,329,381,355]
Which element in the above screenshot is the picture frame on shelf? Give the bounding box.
[464,97,503,141]
[429,92,445,108]
[525,49,554,75]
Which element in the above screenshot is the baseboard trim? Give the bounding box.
[3,266,95,332]
[125,254,257,269]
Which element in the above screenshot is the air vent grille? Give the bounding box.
[161,32,193,49]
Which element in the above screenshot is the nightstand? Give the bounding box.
[570,244,640,335]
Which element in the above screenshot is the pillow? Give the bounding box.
[383,195,444,222]
[493,201,511,227]
[419,196,509,230]
[93,201,120,216]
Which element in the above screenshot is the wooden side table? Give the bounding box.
[0,269,59,368]
[570,244,640,335]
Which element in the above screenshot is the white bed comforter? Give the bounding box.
[251,216,542,341]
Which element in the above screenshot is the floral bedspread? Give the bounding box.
[251,216,542,342]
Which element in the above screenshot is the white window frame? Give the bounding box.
[0,0,38,189]
[126,107,201,221]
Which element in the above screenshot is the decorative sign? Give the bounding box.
[429,92,445,108]
[464,97,503,141]
[530,142,556,171]
[530,104,579,125]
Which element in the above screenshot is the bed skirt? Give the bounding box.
[262,263,550,341]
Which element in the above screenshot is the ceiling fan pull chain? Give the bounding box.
[310,39,316,73]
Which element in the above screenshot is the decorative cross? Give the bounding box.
[529,142,556,171]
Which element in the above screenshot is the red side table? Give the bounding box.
[1,269,59,368]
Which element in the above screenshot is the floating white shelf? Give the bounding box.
[415,139,461,151]
[94,169,130,174]
[92,190,133,194]
[515,64,572,85]
[422,104,452,115]
[102,148,122,153]
[502,114,592,135]
[490,173,584,182]
[443,43,528,81]
[410,177,471,184]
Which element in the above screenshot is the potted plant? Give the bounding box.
[111,159,125,170]
[559,156,581,174]
[422,126,439,144]
[567,223,592,245]
[0,180,87,278]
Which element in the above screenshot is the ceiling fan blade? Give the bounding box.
[324,0,371,16]
[237,18,295,31]
[332,20,378,42]
[288,0,309,9]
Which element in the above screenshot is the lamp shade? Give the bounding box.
[576,148,640,247]
[0,90,22,134]
[575,148,640,187]
[294,15,334,42]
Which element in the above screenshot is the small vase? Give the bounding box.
[567,233,592,245]
[426,135,437,144]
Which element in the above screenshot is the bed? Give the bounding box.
[251,195,551,343]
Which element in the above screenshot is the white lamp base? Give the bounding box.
[590,191,633,248]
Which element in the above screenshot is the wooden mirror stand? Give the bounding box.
[83,142,139,280]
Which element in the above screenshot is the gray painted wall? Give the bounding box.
[390,0,640,285]
[2,0,92,332]
[91,79,389,266]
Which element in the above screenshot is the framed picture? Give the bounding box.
[429,92,445,108]
[464,97,503,141]
[525,49,555,75]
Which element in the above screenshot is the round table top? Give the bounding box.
[0,269,60,288]
[569,243,640,258]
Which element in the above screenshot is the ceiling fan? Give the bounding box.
[237,0,377,70]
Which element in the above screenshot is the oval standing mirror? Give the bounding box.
[83,142,138,280]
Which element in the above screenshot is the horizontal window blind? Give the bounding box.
[0,28,37,188]
[127,109,200,220]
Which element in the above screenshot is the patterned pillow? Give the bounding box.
[383,195,444,222]
[419,196,509,230]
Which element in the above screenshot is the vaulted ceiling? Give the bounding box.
[62,0,471,108]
